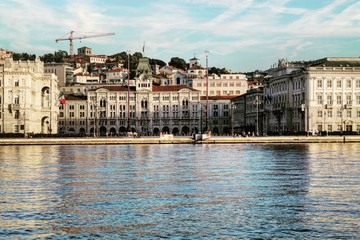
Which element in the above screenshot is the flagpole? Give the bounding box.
[49,77,52,135]
[142,42,145,56]
[205,49,209,132]
[127,49,131,132]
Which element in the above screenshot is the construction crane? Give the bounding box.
[55,31,115,57]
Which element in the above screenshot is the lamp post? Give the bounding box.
[93,100,97,137]
[254,96,261,136]
[200,105,203,134]
[23,89,26,138]
[340,104,345,135]
[127,50,131,132]
[205,49,209,132]
[231,103,236,137]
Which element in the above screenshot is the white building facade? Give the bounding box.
[264,58,360,135]
[0,52,59,135]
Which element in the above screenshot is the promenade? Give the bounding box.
[0,135,359,145]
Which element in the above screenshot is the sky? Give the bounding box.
[0,0,359,72]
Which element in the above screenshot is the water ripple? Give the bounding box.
[0,143,359,239]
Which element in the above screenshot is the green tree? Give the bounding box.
[12,53,36,61]
[40,51,68,63]
[209,67,229,75]
[169,57,187,70]
[150,58,166,68]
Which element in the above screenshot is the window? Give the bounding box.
[14,95,19,104]
[357,96,360,105]
[346,95,352,105]
[328,125,332,132]
[327,95,333,105]
[337,80,342,88]
[14,110,20,119]
[317,79,322,88]
[317,95,323,105]
[318,125,322,132]
[356,80,360,88]
[327,79,332,88]
[337,110,342,118]
[346,79,352,88]
[337,95,342,105]
[327,110,332,118]
[347,110,351,118]
[100,99,106,107]
[318,111,323,117]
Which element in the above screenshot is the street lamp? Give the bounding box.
[231,103,236,137]
[127,49,131,132]
[92,100,97,137]
[205,49,209,132]
[254,96,261,136]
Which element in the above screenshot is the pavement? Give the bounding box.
[0,135,359,145]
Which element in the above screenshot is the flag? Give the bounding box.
[142,41,145,56]
[59,92,66,105]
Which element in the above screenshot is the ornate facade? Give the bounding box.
[264,58,360,134]
[58,58,203,136]
[0,51,59,135]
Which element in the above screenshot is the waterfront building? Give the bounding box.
[0,51,59,135]
[203,96,237,135]
[44,62,73,87]
[264,57,360,135]
[58,57,202,136]
[231,87,264,135]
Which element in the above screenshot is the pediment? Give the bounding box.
[95,88,109,93]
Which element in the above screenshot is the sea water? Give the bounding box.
[0,143,359,239]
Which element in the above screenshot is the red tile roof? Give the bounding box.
[108,68,126,73]
[200,95,238,100]
[64,94,88,101]
[152,85,199,92]
[88,86,136,92]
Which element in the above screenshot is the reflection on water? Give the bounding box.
[0,144,359,239]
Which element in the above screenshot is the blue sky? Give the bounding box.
[1,0,359,72]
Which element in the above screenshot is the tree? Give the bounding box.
[12,53,36,61]
[150,58,166,68]
[208,67,229,75]
[169,57,187,70]
[39,50,68,63]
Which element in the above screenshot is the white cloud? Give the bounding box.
[0,0,359,71]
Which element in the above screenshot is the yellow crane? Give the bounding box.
[55,31,115,57]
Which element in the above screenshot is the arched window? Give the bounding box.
[100,99,107,108]
[14,95,20,104]
[141,99,148,109]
